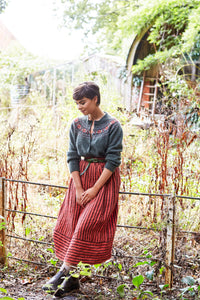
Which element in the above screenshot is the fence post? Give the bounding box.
[165,195,176,288]
[0,177,7,265]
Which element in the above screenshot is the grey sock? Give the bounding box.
[60,263,70,276]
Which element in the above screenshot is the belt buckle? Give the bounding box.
[92,158,98,163]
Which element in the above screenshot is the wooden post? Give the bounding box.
[0,177,7,265]
[165,195,176,288]
[137,75,144,115]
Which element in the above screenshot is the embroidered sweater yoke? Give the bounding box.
[67,112,123,173]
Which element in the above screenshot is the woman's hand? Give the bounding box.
[81,186,99,206]
[75,187,85,206]
[80,168,113,206]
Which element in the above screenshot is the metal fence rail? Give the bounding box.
[0,177,200,288]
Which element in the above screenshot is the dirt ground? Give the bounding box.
[1,230,200,300]
[1,269,134,300]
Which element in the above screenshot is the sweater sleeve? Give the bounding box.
[105,121,123,172]
[67,122,81,173]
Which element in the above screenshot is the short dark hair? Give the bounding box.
[73,82,101,105]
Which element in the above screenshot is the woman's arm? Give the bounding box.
[71,171,84,206]
[81,167,112,206]
[67,121,81,173]
[67,121,84,206]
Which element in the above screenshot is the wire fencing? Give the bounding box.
[0,177,200,289]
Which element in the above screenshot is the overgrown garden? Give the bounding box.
[0,0,200,299]
[0,70,200,299]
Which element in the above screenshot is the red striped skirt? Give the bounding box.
[53,160,120,265]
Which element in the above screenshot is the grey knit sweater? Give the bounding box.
[67,112,123,173]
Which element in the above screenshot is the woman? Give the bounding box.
[42,82,123,298]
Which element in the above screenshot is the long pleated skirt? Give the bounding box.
[53,160,120,265]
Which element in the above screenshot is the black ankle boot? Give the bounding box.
[53,275,80,298]
[42,270,68,294]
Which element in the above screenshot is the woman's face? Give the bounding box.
[75,96,98,115]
